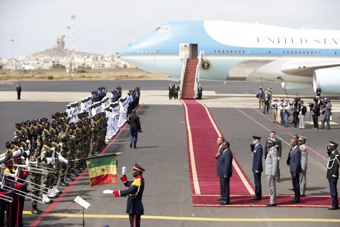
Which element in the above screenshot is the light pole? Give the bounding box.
[71,15,76,76]
[67,26,71,73]
[11,39,14,71]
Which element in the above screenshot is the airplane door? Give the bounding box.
[189,44,198,59]
[179,43,198,59]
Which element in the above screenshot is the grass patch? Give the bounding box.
[47,75,54,80]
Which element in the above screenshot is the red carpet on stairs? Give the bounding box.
[181,99,336,208]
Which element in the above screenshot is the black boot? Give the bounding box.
[32,205,43,215]
[60,179,69,186]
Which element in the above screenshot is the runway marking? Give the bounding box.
[243,91,249,94]
[23,211,340,223]
[197,100,255,195]
[252,108,328,161]
[180,99,201,195]
[30,104,144,227]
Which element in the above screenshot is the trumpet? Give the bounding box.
[13,163,54,175]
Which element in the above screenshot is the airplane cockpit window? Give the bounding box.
[155,26,169,32]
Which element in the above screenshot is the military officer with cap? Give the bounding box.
[266,138,278,206]
[250,135,263,200]
[298,136,308,197]
[326,141,339,210]
[103,163,145,227]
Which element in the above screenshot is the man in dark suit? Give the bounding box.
[215,137,225,201]
[217,141,233,205]
[103,163,145,227]
[265,131,282,182]
[16,83,22,100]
[312,96,322,129]
[250,135,263,200]
[127,109,142,149]
[326,141,339,210]
[289,138,302,203]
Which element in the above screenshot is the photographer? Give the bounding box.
[321,98,332,130]
[298,100,307,129]
[312,96,322,129]
[271,99,278,123]
[283,100,290,127]
[291,98,300,128]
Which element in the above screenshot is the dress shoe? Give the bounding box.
[31,206,43,215]
[328,206,339,210]
[276,179,281,183]
[266,203,277,207]
[300,194,305,197]
[65,176,74,181]
[251,197,261,200]
[220,201,230,205]
[289,199,300,203]
[130,143,132,148]
[60,180,69,186]
[216,197,224,201]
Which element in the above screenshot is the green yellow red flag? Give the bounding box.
[86,154,118,187]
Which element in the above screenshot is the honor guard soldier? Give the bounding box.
[103,163,145,227]
[265,139,278,206]
[326,141,339,210]
[250,135,263,200]
[40,138,54,204]
[298,136,308,197]
[13,123,22,140]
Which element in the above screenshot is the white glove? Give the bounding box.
[51,155,56,165]
[46,157,52,165]
[26,140,31,150]
[103,190,113,194]
[122,166,127,176]
[24,150,30,157]
[58,155,68,164]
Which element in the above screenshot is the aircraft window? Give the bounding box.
[153,50,156,53]
[243,50,245,54]
[137,50,139,53]
[247,50,250,54]
[268,50,271,54]
[218,50,220,53]
[155,26,169,32]
[214,50,216,53]
[141,50,144,53]
[145,50,147,53]
[226,50,229,53]
[238,50,241,54]
[283,51,285,54]
[335,52,338,55]
[319,51,321,54]
[234,50,237,53]
[222,50,224,53]
[155,27,161,31]
[149,50,152,53]
[291,51,293,54]
[299,51,301,54]
[303,51,305,54]
[295,51,297,54]
[157,50,160,53]
[311,51,313,54]
[307,51,309,54]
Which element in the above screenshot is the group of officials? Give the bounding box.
[0,86,143,227]
[216,132,339,210]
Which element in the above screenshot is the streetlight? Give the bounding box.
[11,39,14,71]
[67,26,71,73]
[71,15,76,76]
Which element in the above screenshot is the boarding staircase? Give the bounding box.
[179,51,204,99]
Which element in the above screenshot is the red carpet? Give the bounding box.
[181,100,254,196]
[181,100,337,208]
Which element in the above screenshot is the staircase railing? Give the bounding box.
[194,50,204,99]
[179,51,188,99]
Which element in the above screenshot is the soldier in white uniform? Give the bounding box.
[266,138,278,206]
[298,136,308,196]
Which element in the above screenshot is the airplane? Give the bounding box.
[21,64,35,71]
[120,20,340,94]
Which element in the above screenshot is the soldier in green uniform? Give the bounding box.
[40,138,54,204]
[58,124,70,186]
[13,123,22,140]
[50,136,62,197]
[65,123,77,181]
[30,120,38,151]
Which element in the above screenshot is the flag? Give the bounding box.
[86,154,118,187]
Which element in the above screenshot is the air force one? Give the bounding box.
[120,20,340,94]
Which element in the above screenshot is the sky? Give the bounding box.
[0,0,339,58]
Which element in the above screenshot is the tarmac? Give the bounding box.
[0,80,340,226]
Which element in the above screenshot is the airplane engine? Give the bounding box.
[313,67,340,94]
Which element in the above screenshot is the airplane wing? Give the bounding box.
[281,59,340,77]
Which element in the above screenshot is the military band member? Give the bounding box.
[103,163,145,227]
[298,136,308,197]
[40,138,54,204]
[250,135,263,200]
[326,141,339,210]
[13,123,22,140]
[266,139,278,206]
[289,138,301,203]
